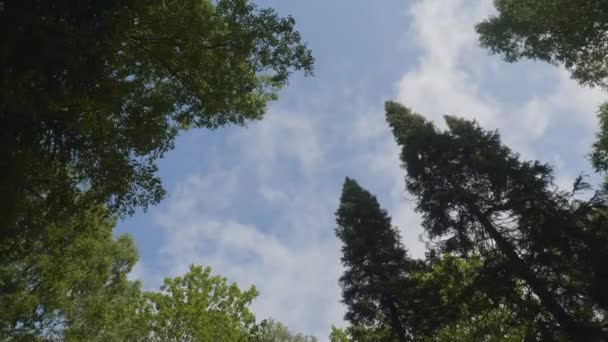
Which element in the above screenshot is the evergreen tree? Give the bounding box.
[335,178,415,341]
[385,101,608,340]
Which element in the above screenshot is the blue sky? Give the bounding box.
[116,0,606,339]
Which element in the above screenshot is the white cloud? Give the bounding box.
[397,0,604,162]
[153,181,344,339]
[258,185,288,202]
[236,109,323,180]
[146,107,345,339]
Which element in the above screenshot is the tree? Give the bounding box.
[0,3,313,336]
[0,0,314,241]
[476,0,608,88]
[257,319,318,342]
[328,325,395,342]
[385,101,608,339]
[138,265,259,341]
[335,178,419,342]
[476,1,608,196]
[414,254,533,342]
[329,326,350,342]
[0,204,141,340]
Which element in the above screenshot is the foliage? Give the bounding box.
[0,0,314,244]
[334,102,608,340]
[476,0,608,88]
[0,1,313,338]
[138,265,259,342]
[257,319,318,342]
[415,254,531,342]
[336,178,417,342]
[329,325,395,342]
[329,326,350,342]
[385,101,608,339]
[0,204,141,340]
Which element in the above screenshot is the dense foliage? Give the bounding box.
[333,102,608,341]
[0,0,313,239]
[0,204,141,340]
[476,0,608,88]
[257,319,319,342]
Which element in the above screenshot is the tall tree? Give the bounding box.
[336,178,417,342]
[0,0,314,239]
[385,101,608,340]
[476,0,608,88]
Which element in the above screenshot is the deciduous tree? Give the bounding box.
[476,0,608,88]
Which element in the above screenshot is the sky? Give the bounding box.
[116,0,607,340]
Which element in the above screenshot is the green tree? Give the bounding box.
[138,265,259,341]
[0,2,313,337]
[329,326,350,342]
[415,254,533,341]
[476,0,608,88]
[336,178,421,342]
[476,1,608,197]
[257,319,317,342]
[0,0,314,238]
[0,204,141,340]
[385,101,608,340]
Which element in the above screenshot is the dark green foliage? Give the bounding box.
[476,0,608,88]
[385,101,608,340]
[336,178,418,341]
[333,102,608,341]
[0,3,313,337]
[0,0,314,237]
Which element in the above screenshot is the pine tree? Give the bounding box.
[335,178,413,341]
[385,101,608,340]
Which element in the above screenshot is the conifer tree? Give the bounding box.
[335,178,414,341]
[385,101,608,340]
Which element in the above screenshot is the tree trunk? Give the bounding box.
[466,201,606,340]
[384,297,408,342]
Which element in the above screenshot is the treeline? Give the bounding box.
[2,0,608,341]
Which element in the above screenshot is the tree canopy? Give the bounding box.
[7,0,608,340]
[138,265,259,341]
[476,0,608,88]
[257,319,318,342]
[0,0,314,240]
[0,3,313,337]
[0,205,141,340]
